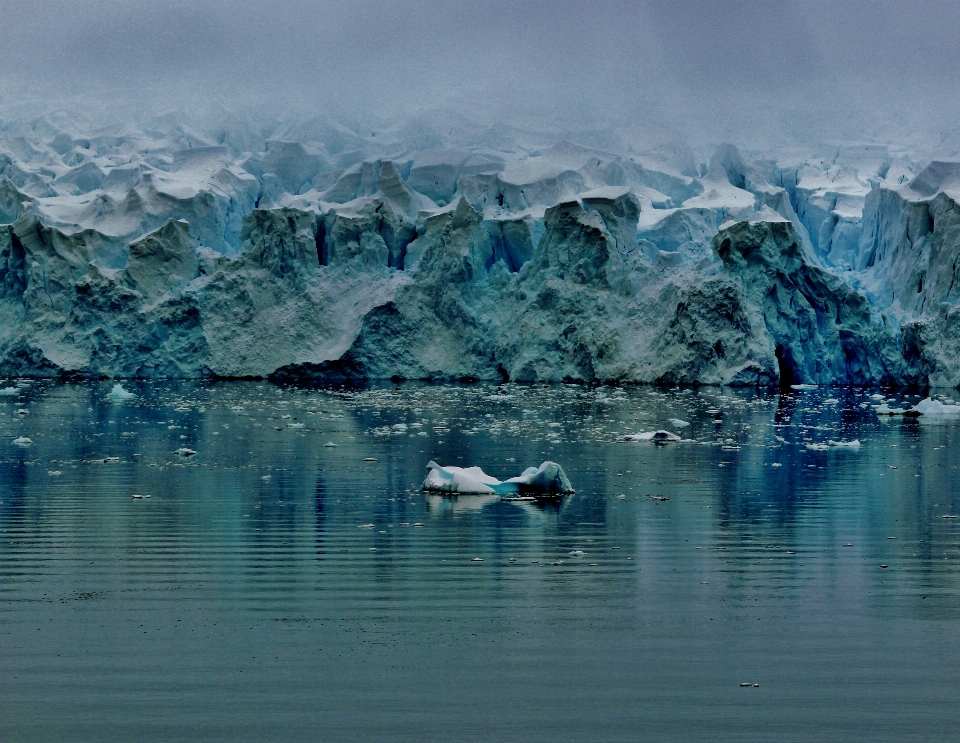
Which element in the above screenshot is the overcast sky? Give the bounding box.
[1,0,957,144]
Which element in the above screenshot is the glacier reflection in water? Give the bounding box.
[3,380,960,742]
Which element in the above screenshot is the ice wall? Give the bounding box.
[0,111,958,387]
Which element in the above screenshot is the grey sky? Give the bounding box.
[1,1,957,144]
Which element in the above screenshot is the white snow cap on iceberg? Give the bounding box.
[422,460,574,495]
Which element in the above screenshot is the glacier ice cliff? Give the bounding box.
[0,111,959,387]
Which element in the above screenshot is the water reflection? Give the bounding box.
[3,380,960,740]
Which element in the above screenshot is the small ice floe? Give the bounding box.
[0,387,17,396]
[670,419,690,428]
[103,456,120,463]
[17,409,28,415]
[363,457,378,462]
[323,442,338,447]
[805,443,830,451]
[790,384,817,390]
[131,494,143,499]
[875,404,906,416]
[287,423,304,429]
[106,384,135,401]
[359,523,375,529]
[569,550,586,557]
[771,463,782,467]
[422,460,574,496]
[12,436,32,446]
[648,495,669,501]
[828,439,861,449]
[623,430,681,442]
[175,448,196,457]
[47,470,62,475]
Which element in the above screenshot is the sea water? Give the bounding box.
[3,380,960,742]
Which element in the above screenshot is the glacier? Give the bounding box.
[1,110,960,388]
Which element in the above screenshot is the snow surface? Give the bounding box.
[1,110,960,386]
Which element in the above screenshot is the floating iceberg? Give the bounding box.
[106,384,136,401]
[0,387,17,396]
[422,460,574,495]
[875,404,906,416]
[905,398,960,419]
[12,436,32,446]
[624,430,682,442]
[828,439,861,449]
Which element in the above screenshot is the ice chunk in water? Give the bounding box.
[423,460,574,495]
[107,384,135,401]
[623,430,682,442]
[828,439,861,448]
[12,436,32,446]
[907,398,960,418]
[670,419,690,428]
[0,387,17,396]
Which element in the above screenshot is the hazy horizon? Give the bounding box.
[1,1,958,151]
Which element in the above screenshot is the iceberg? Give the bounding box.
[624,430,682,442]
[422,460,574,495]
[906,398,960,418]
[106,384,135,400]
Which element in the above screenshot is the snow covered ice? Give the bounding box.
[0,111,959,388]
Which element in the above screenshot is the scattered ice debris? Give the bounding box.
[175,448,196,457]
[648,495,669,501]
[790,384,818,390]
[670,419,690,428]
[870,393,885,400]
[624,430,681,442]
[423,460,574,495]
[823,398,839,404]
[106,384,135,401]
[828,439,861,449]
[12,436,32,446]
[0,387,17,396]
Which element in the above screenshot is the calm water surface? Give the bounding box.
[3,380,960,742]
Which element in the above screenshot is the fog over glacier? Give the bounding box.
[2,0,960,386]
